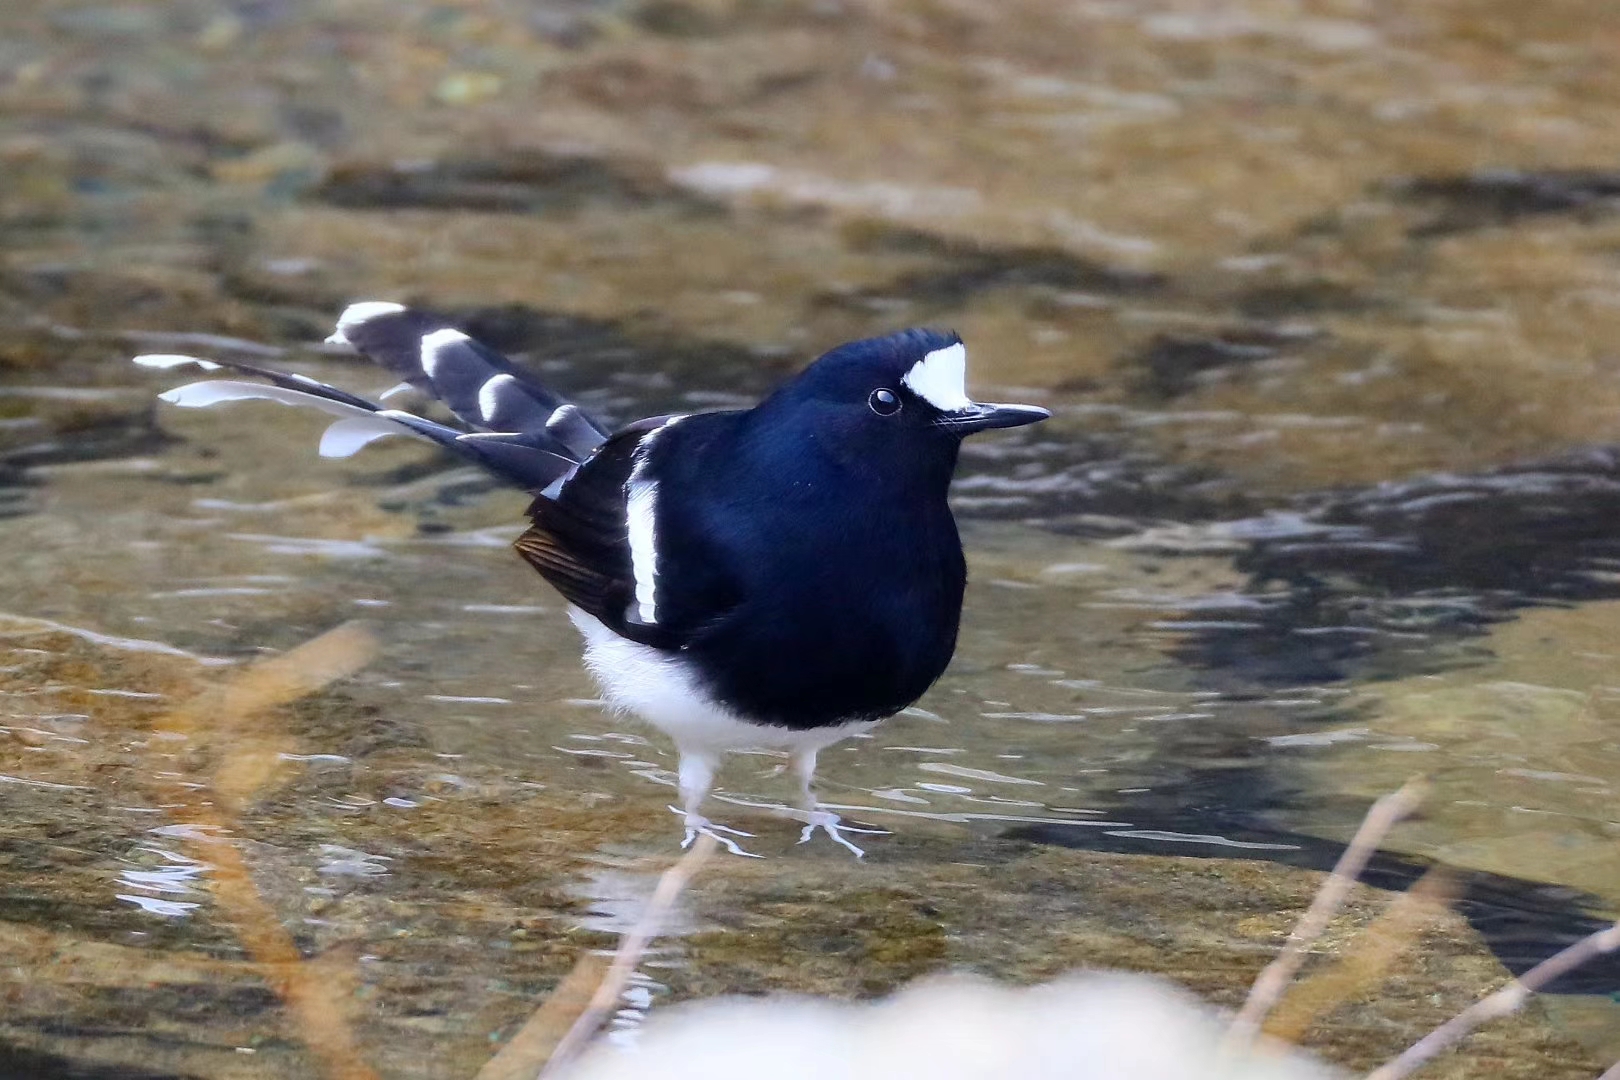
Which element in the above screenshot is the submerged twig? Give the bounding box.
[1264,868,1456,1043]
[191,820,381,1080]
[160,621,377,741]
[475,952,612,1080]
[150,623,382,1080]
[539,834,719,1078]
[1364,919,1620,1080]
[1225,777,1428,1051]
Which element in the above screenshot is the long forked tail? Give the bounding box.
[135,302,609,493]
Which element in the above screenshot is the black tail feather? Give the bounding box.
[329,302,608,459]
[133,301,600,493]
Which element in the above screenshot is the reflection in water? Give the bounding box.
[1010,786,1620,996]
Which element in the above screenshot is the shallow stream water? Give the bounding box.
[2,2,1618,1077]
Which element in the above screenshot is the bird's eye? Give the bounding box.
[868,388,902,416]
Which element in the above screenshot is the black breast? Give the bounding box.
[665,453,968,729]
[584,408,971,730]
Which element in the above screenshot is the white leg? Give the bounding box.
[678,751,717,831]
[668,750,759,858]
[788,748,884,858]
[789,749,819,816]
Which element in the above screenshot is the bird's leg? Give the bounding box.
[668,751,758,858]
[788,749,884,858]
[789,749,819,821]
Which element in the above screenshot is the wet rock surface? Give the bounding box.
[1,0,1619,1075]
[0,629,1604,1079]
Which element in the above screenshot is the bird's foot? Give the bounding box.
[795,809,887,859]
[667,805,761,858]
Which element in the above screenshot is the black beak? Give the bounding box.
[937,401,1051,435]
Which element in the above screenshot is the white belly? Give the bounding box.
[568,607,878,756]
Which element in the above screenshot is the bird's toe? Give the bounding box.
[669,805,761,858]
[796,810,885,858]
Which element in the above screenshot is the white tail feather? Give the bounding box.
[326,300,405,345]
[158,381,434,454]
[319,416,415,457]
[132,353,222,371]
[159,380,365,419]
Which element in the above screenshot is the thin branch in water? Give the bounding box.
[189,818,381,1080]
[1225,777,1429,1051]
[1264,868,1455,1043]
[1365,919,1620,1080]
[150,622,382,1080]
[475,952,612,1080]
[160,621,377,743]
[540,833,720,1078]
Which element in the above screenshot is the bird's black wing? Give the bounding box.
[513,416,683,649]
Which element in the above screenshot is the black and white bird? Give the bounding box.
[135,303,1049,856]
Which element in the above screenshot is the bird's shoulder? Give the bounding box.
[512,410,743,648]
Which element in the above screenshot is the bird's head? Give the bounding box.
[755,329,1049,484]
